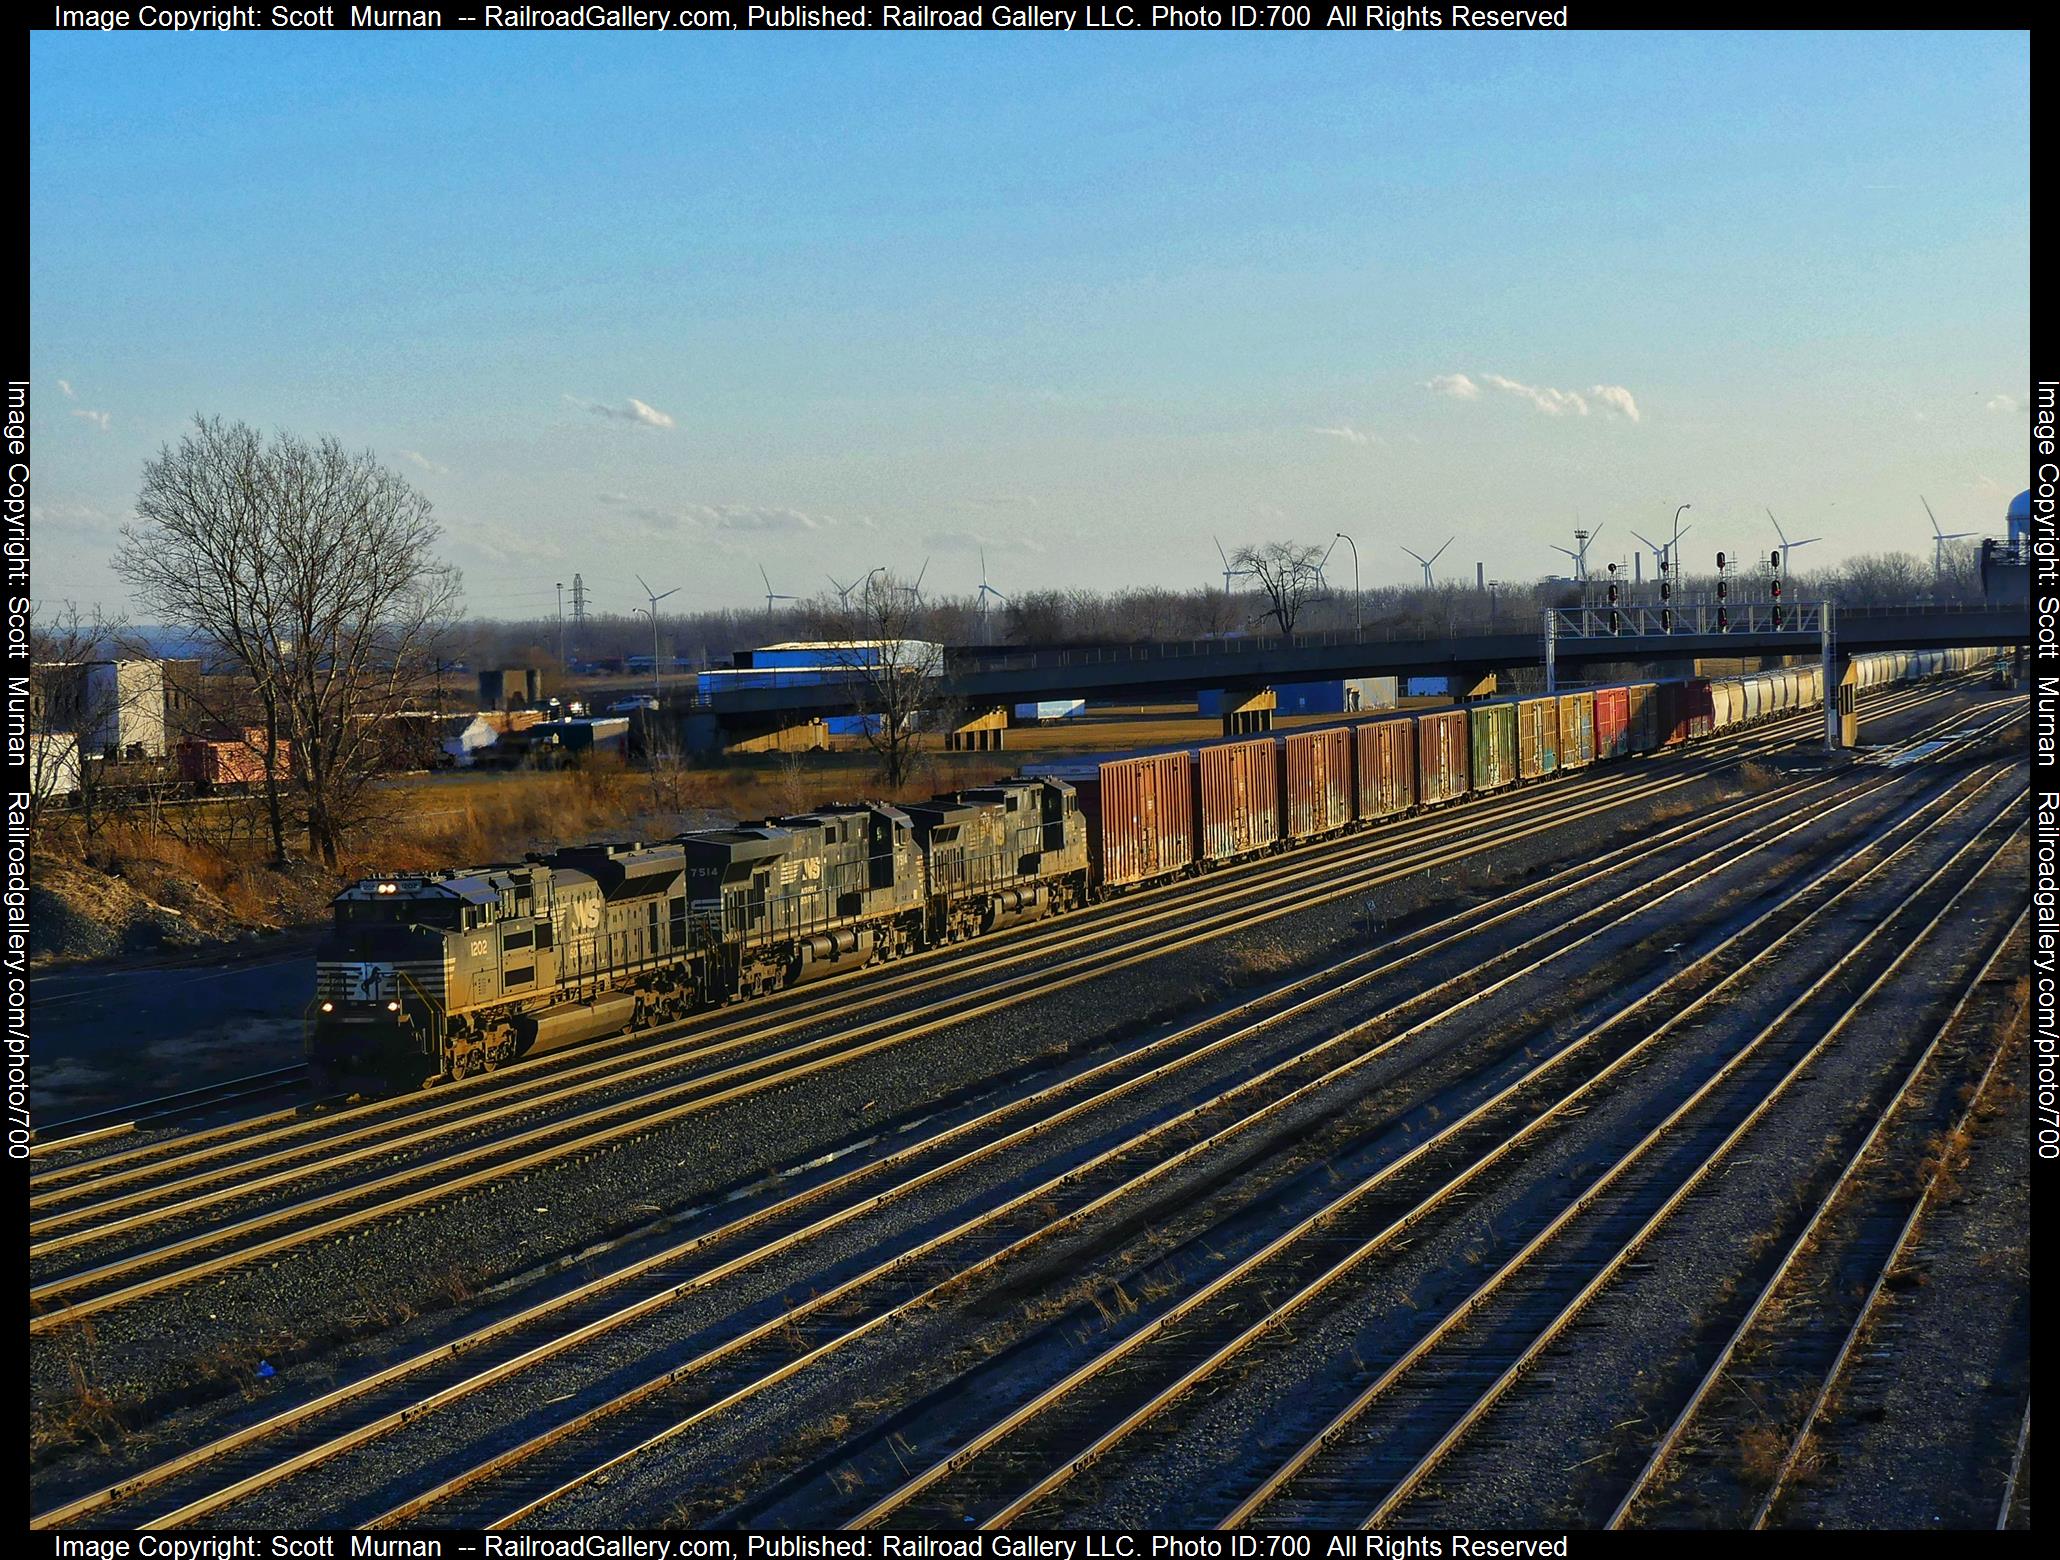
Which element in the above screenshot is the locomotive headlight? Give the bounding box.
[320,1001,334,1013]
[386,1000,401,1012]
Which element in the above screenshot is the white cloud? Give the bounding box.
[564,394,676,429]
[398,449,450,475]
[70,408,112,432]
[1440,374,1644,423]
[1987,394,2021,414]
[1588,384,1642,423]
[1481,374,1589,417]
[1311,424,1376,446]
[56,379,75,400]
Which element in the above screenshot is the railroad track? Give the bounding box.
[1604,914,2030,1529]
[1223,793,2023,1530]
[31,703,2000,1529]
[33,690,1995,1334]
[30,1067,312,1156]
[29,687,1903,1196]
[814,765,2021,1532]
[33,678,1983,1202]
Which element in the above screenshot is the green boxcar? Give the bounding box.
[1468,700,1518,792]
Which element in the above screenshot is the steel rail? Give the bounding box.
[1348,809,2024,1530]
[33,754,1882,1530]
[34,677,1964,1204]
[1207,788,2021,1528]
[35,676,1983,1212]
[1997,1403,2031,1531]
[35,680,1996,1231]
[30,1067,312,1154]
[35,698,1922,1322]
[28,690,1858,1209]
[1609,909,2028,1528]
[844,769,2016,1531]
[1743,968,2032,1530]
[386,757,1982,1531]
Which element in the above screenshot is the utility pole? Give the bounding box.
[570,573,589,667]
[1334,532,1361,636]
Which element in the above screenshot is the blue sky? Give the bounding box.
[31,29,2029,618]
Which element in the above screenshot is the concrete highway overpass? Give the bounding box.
[693,601,2026,731]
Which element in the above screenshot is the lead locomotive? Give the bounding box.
[311,779,1088,1091]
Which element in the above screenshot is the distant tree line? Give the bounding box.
[458,540,1989,672]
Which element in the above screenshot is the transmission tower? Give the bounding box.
[568,573,589,668]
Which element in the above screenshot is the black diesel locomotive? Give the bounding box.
[312,779,1089,1090]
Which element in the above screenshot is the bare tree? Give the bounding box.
[1231,540,1327,636]
[803,571,945,789]
[26,602,153,844]
[115,416,463,865]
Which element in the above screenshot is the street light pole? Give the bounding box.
[1335,532,1360,636]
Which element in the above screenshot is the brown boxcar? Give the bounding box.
[1354,717,1415,821]
[1193,737,1279,866]
[1624,682,1661,753]
[1416,709,1470,805]
[1556,690,1596,769]
[175,733,291,789]
[1030,750,1192,890]
[1278,725,1354,841]
[1513,696,1560,780]
[1594,685,1630,760]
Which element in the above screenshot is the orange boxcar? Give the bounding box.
[1354,717,1416,821]
[1278,725,1354,841]
[1193,737,1279,866]
[1416,709,1470,805]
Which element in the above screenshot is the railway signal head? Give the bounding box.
[1773,604,1784,628]
[1660,579,1672,601]
[1610,609,1621,634]
[1771,576,1782,599]
[1607,581,1620,605]
[1770,550,1781,570]
[1717,578,1728,600]
[1718,606,1729,630]
[1661,607,1673,631]
[1716,550,1726,570]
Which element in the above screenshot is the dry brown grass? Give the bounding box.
[1226,941,1298,987]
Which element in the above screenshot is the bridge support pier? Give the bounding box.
[1220,688,1277,736]
[945,706,1009,752]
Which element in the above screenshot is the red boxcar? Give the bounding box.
[1354,717,1415,821]
[1625,683,1661,753]
[1593,685,1630,761]
[175,733,291,789]
[1278,726,1354,841]
[1193,737,1279,866]
[1416,709,1470,805]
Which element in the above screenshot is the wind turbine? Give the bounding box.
[826,573,861,606]
[973,550,1008,643]
[758,564,799,624]
[1920,495,1972,578]
[1548,523,1604,583]
[1765,507,1821,571]
[634,573,681,702]
[1401,536,1454,588]
[1630,529,1673,578]
[1212,536,1244,595]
